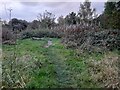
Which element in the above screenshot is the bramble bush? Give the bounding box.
[2,26,16,45]
[60,25,120,51]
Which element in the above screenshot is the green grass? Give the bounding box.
[2,38,119,88]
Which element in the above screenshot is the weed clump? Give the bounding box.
[87,52,120,89]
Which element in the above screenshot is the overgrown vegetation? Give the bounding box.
[2,38,120,88]
[20,29,61,39]
[88,52,120,88]
[2,38,58,88]
[2,26,16,45]
[62,26,120,51]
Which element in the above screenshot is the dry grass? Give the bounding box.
[2,53,36,88]
[88,52,120,89]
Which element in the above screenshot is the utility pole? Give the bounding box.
[8,8,12,29]
[8,8,12,21]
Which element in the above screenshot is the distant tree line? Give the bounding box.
[2,0,120,31]
[58,1,97,26]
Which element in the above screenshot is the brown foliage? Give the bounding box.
[55,24,120,51]
[2,27,16,44]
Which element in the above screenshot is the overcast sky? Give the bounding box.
[0,0,106,22]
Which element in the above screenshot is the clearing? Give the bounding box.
[2,38,119,88]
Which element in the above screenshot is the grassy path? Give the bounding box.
[23,38,78,88]
[46,46,76,87]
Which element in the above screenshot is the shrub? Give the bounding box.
[60,25,120,51]
[20,29,61,39]
[20,30,33,39]
[91,29,120,51]
[2,27,16,44]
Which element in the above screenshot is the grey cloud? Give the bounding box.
[1,2,105,22]
[20,2,42,6]
[20,2,68,8]
[50,2,80,17]
[43,2,68,8]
